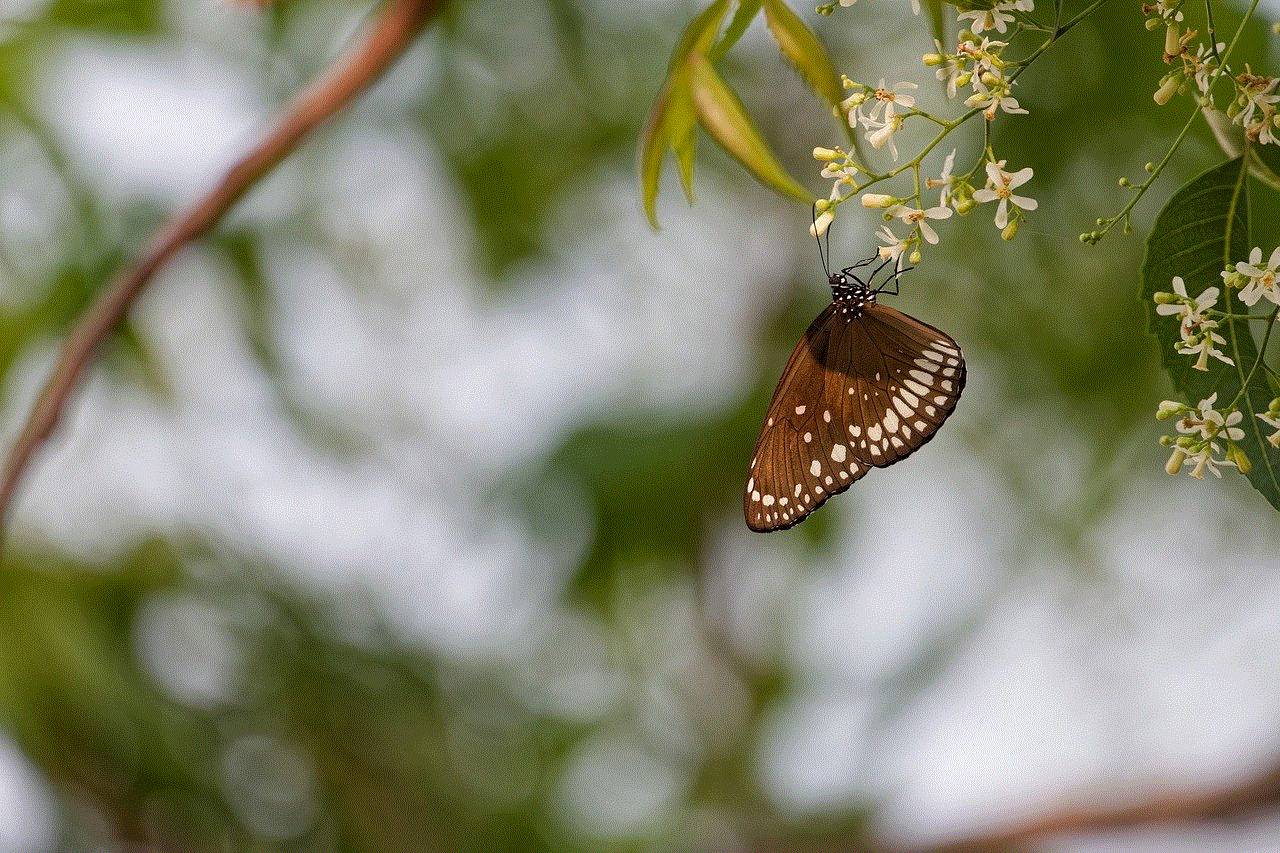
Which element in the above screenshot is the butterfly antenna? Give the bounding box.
[812,204,832,278]
[866,255,913,295]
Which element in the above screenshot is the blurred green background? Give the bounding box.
[2,0,1280,850]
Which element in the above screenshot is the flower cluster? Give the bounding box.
[1153,276,1232,370]
[924,29,1029,120]
[811,0,1039,259]
[1157,394,1249,478]
[1222,246,1280,306]
[840,78,918,161]
[1228,70,1280,145]
[1145,5,1280,146]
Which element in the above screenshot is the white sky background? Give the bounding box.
[3,1,1280,850]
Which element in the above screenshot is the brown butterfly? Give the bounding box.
[745,248,965,532]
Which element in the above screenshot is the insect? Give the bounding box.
[744,232,965,532]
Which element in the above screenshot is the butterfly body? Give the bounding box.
[745,265,965,532]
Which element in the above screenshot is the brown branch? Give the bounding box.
[898,758,1280,853]
[0,0,446,545]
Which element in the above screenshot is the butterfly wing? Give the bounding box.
[745,306,872,532]
[833,303,965,468]
[744,303,965,532]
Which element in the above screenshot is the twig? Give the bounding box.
[899,757,1280,853]
[0,0,446,545]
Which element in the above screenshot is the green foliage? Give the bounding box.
[1143,156,1280,510]
[641,0,831,228]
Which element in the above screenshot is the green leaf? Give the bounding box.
[1143,156,1280,510]
[640,0,733,227]
[670,0,734,69]
[762,0,841,108]
[711,0,763,61]
[688,55,810,203]
[639,70,696,228]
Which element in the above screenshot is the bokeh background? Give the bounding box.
[2,0,1280,849]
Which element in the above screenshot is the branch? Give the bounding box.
[0,0,446,544]
[900,758,1280,853]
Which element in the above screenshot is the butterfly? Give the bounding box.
[744,238,965,532]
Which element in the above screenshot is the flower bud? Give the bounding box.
[1157,400,1183,418]
[909,249,922,264]
[1153,291,1179,304]
[1145,16,1161,30]
[1001,220,1018,241]
[1164,23,1180,57]
[1231,444,1251,473]
[1190,455,1209,479]
[1154,73,1181,105]
[810,210,834,238]
[922,53,943,66]
[861,193,895,208]
[813,147,839,161]
[1165,447,1188,475]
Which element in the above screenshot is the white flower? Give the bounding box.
[1256,116,1279,146]
[1156,275,1219,337]
[1237,74,1279,129]
[958,3,1016,33]
[1176,394,1245,441]
[1190,42,1223,96]
[1162,394,1243,478]
[863,114,904,160]
[1233,246,1280,306]
[1185,445,1231,478]
[1150,0,1183,22]
[887,203,953,244]
[931,43,968,99]
[1175,325,1231,370]
[971,161,1037,229]
[965,74,1028,119]
[1258,411,1280,448]
[1156,277,1232,369]
[862,80,918,125]
[926,149,959,208]
[959,37,1009,78]
[875,224,910,260]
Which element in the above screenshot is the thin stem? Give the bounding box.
[1232,304,1280,407]
[0,0,447,547]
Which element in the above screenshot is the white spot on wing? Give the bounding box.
[795,405,806,415]
[810,460,821,477]
[883,410,899,433]
[831,444,846,462]
[867,424,883,442]
[910,369,931,384]
[763,495,775,506]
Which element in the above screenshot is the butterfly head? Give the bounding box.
[829,270,876,316]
